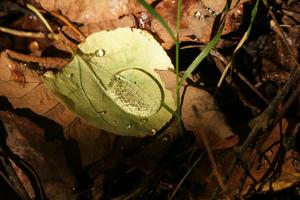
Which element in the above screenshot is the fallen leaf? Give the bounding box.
[151,0,249,48]
[156,70,238,150]
[34,0,249,49]
[35,0,155,24]
[42,28,176,137]
[0,111,76,199]
[223,119,300,199]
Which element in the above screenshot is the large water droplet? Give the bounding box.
[107,69,162,117]
[95,49,105,57]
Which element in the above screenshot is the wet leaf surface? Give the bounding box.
[0,0,299,199]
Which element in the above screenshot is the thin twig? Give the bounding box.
[181,45,268,111]
[0,26,58,39]
[4,49,70,69]
[199,132,231,200]
[274,79,300,122]
[222,62,300,199]
[210,49,269,104]
[0,165,27,199]
[169,153,204,200]
[263,0,300,69]
[50,11,86,42]
[0,152,31,200]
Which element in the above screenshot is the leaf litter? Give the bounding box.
[0,0,299,199]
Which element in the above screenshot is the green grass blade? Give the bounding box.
[217,0,260,87]
[175,0,183,132]
[138,0,177,44]
[139,0,181,120]
[179,14,227,87]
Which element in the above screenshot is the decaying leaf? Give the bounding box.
[34,0,249,49]
[42,28,176,137]
[222,119,300,199]
[35,0,155,24]
[0,111,75,199]
[0,51,76,127]
[157,70,238,150]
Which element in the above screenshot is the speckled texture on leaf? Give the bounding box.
[42,28,176,137]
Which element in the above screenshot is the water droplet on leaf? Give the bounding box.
[194,11,201,19]
[140,118,148,123]
[127,124,132,129]
[67,73,73,78]
[95,49,105,57]
[162,136,168,142]
[99,111,106,115]
[149,129,157,136]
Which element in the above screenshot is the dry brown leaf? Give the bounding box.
[0,51,76,126]
[0,111,76,199]
[157,70,238,150]
[35,0,155,24]
[151,0,249,48]
[0,50,120,166]
[34,0,249,49]
[222,119,300,199]
[78,15,136,36]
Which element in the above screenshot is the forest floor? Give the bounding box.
[0,0,299,199]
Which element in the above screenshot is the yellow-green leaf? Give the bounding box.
[42,28,175,137]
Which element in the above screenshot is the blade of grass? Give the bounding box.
[175,0,183,132]
[217,0,260,88]
[138,0,182,129]
[138,0,177,44]
[178,0,231,88]
[26,4,57,40]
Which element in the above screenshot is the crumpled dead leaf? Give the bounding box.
[0,48,238,149]
[0,49,120,166]
[35,0,155,24]
[0,111,75,199]
[0,51,76,126]
[34,0,249,49]
[152,0,249,48]
[221,119,300,199]
[157,70,238,150]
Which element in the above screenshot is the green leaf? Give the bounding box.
[42,28,176,137]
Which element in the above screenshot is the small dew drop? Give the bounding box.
[95,49,105,57]
[28,15,37,20]
[140,118,148,123]
[149,129,157,136]
[194,11,201,19]
[99,111,106,115]
[67,73,73,78]
[162,136,168,142]
[112,121,116,125]
[127,124,132,129]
